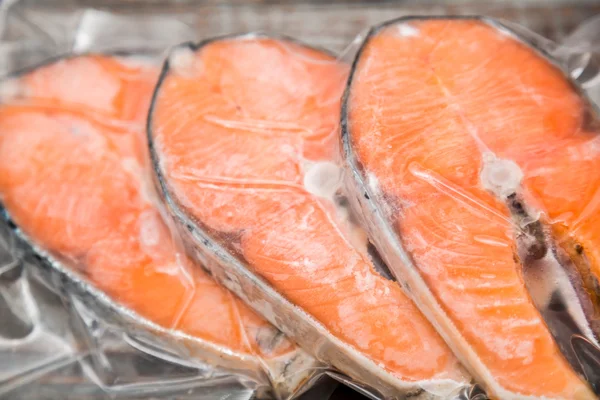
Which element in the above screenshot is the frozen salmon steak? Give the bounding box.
[342,16,600,399]
[0,53,317,399]
[149,34,474,399]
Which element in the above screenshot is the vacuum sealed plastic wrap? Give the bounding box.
[3,1,600,399]
[0,5,323,400]
[341,15,600,400]
[148,33,480,400]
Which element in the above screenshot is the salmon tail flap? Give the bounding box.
[0,51,322,399]
[148,34,479,399]
[342,16,600,400]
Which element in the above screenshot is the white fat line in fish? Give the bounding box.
[169,171,305,192]
[409,162,512,226]
[429,55,492,156]
[203,115,315,138]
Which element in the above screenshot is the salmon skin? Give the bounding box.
[342,16,600,399]
[0,53,318,399]
[148,33,475,399]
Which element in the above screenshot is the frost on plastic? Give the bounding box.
[149,34,477,400]
[342,16,600,400]
[0,5,322,400]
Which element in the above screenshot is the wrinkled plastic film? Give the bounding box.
[0,5,326,400]
[148,31,483,400]
[341,16,600,400]
[0,225,260,400]
[3,4,599,400]
[501,16,600,96]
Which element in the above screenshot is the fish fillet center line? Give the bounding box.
[431,67,525,201]
[428,56,600,369]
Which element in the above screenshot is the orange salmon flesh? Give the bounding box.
[344,17,598,399]
[0,55,294,365]
[150,36,470,392]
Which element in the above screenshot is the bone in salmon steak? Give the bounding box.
[0,54,314,398]
[342,16,599,399]
[149,35,472,398]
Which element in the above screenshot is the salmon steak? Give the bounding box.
[0,53,315,398]
[149,34,473,398]
[342,16,600,399]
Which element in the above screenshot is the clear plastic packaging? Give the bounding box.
[149,11,600,400]
[341,15,600,400]
[0,3,322,400]
[148,26,478,400]
[2,2,600,400]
